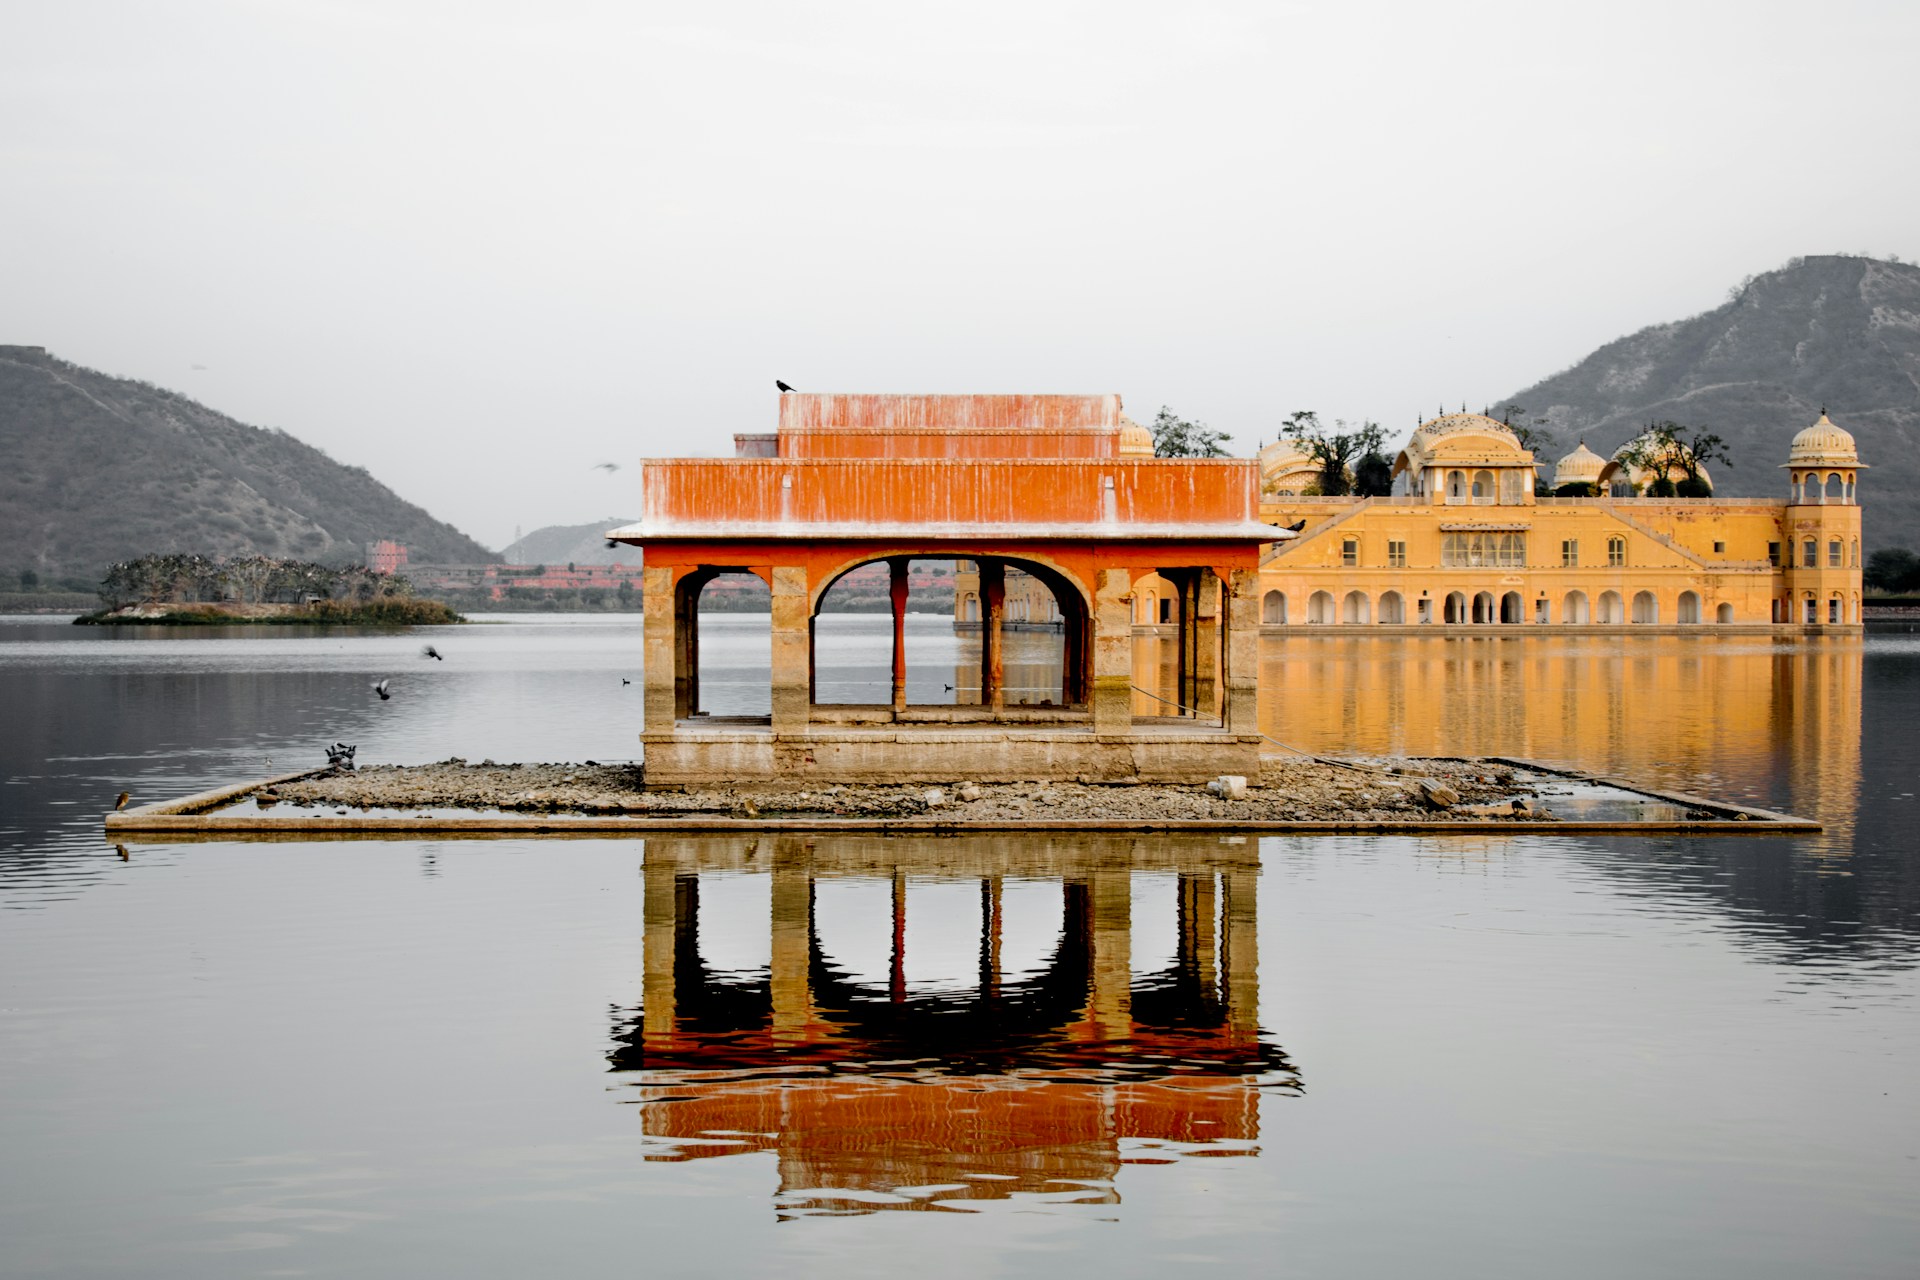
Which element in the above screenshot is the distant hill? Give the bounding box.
[1493,255,1920,549]
[0,345,496,579]
[498,519,642,568]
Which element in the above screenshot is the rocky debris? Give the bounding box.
[1414,778,1461,810]
[264,755,1546,823]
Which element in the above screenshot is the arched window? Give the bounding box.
[1378,591,1405,624]
[1472,591,1494,623]
[1852,538,1860,568]
[963,594,979,622]
[1499,591,1523,623]
[1632,590,1658,624]
[1307,590,1335,624]
[1597,590,1624,624]
[1341,590,1371,624]
[1471,470,1494,503]
[1447,470,1466,503]
[1802,538,1817,568]
[1444,591,1467,624]
[1677,590,1701,624]
[1563,590,1590,624]
[1828,596,1842,625]
[1846,475,1856,503]
[1826,473,1844,502]
[1262,590,1287,625]
[1138,591,1154,624]
[1829,539,1843,568]
[1715,602,1733,624]
[1607,536,1626,567]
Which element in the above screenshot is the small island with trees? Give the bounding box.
[74,554,462,626]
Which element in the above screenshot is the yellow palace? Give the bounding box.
[1251,411,1865,632]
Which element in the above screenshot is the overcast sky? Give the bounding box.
[5,0,1918,550]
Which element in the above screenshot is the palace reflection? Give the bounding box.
[610,835,1295,1218]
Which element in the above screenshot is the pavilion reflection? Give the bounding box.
[610,835,1295,1217]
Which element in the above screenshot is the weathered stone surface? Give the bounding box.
[1415,778,1461,809]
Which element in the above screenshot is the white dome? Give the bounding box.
[1552,441,1606,486]
[1784,412,1862,468]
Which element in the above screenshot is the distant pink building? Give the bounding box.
[366,540,410,575]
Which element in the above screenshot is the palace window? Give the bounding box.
[1387,540,1407,568]
[1768,541,1781,567]
[1561,539,1578,567]
[1828,539,1843,568]
[1853,538,1860,567]
[1713,540,1726,554]
[1442,532,1526,567]
[1608,536,1626,567]
[1342,538,1358,567]
[1802,539,1817,568]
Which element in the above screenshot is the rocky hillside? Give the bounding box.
[1494,255,1920,548]
[0,345,496,579]
[499,519,642,568]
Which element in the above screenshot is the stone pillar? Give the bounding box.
[889,869,908,1003]
[1085,867,1132,1042]
[889,558,909,712]
[1194,572,1221,723]
[642,565,678,733]
[770,839,814,1043]
[1091,568,1135,734]
[980,875,1003,999]
[1174,571,1193,714]
[770,566,811,733]
[1222,868,1258,1038]
[980,559,1006,712]
[1224,568,1261,735]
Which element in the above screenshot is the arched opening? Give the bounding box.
[1139,591,1156,624]
[1562,590,1590,624]
[1852,538,1860,567]
[1597,590,1624,625]
[1715,602,1734,624]
[1829,538,1843,568]
[1377,591,1405,624]
[1631,590,1658,624]
[1499,591,1523,624]
[1447,470,1466,503]
[1825,473,1844,502]
[1307,590,1336,624]
[665,568,775,722]
[1677,590,1701,624]
[1262,589,1287,625]
[962,593,979,623]
[1829,595,1843,625]
[1846,475,1856,503]
[1443,591,1466,624]
[1341,590,1371,624]
[1471,469,1493,503]
[1471,591,1494,624]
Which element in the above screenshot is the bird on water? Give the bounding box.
[372,679,391,701]
[422,644,443,661]
[776,380,796,392]
[114,791,130,811]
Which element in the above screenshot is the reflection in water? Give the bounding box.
[609,836,1294,1217]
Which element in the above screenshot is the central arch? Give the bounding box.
[1562,590,1590,624]
[1596,590,1624,625]
[1631,590,1659,624]
[1341,590,1371,624]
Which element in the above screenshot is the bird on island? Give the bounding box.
[422,644,443,661]
[372,679,391,700]
[114,790,130,811]
[776,380,796,393]
[593,462,619,473]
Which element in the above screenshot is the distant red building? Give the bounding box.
[365,540,409,575]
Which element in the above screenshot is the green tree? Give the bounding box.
[1284,411,1385,497]
[1150,407,1233,458]
[18,568,38,591]
[1865,548,1920,594]
[1617,421,1731,495]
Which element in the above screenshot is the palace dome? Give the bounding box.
[1116,414,1155,458]
[1410,412,1523,451]
[1552,441,1606,487]
[1784,412,1863,468]
[1598,430,1711,492]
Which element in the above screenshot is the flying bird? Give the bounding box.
[776,380,796,393]
[190,363,208,371]
[421,644,443,661]
[621,677,631,685]
[114,790,130,811]
[372,679,391,700]
[593,462,620,472]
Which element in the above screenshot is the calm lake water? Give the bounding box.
[2,614,1917,1278]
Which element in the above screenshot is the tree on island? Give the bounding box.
[1617,421,1731,497]
[1865,548,1920,594]
[1282,410,1392,497]
[1150,406,1233,458]
[1495,403,1558,494]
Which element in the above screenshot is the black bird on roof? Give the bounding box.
[776,380,796,393]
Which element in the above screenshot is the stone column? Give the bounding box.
[1194,572,1221,723]
[889,559,909,712]
[1091,568,1135,734]
[980,875,1003,999]
[889,868,908,1004]
[770,565,811,733]
[979,559,1006,712]
[642,565,678,733]
[1224,568,1261,735]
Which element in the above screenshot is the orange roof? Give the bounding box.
[776,393,1122,459]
